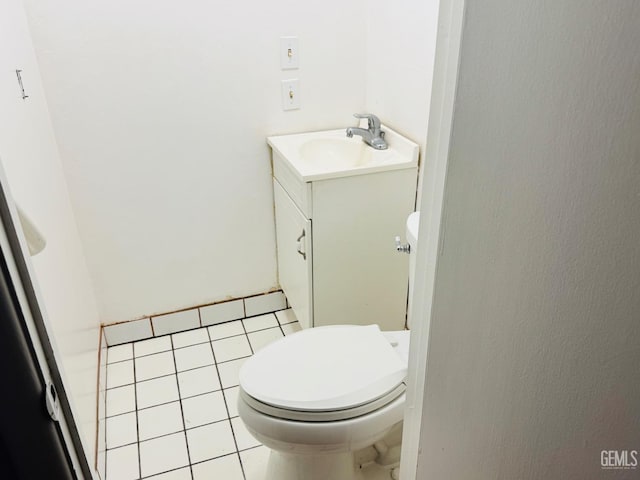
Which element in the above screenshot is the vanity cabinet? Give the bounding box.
[271,144,417,331]
[273,179,313,329]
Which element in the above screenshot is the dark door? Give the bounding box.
[0,245,77,478]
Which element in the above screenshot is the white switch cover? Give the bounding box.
[280,36,299,70]
[281,79,300,110]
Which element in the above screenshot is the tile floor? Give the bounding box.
[104,309,301,480]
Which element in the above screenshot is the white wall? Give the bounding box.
[365,0,440,199]
[417,1,640,478]
[24,0,368,323]
[0,0,101,469]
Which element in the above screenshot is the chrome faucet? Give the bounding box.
[345,113,388,150]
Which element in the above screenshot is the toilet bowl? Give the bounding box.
[237,212,419,480]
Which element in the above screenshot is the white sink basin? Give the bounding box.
[300,138,373,170]
[268,125,418,181]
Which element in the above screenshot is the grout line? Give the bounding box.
[138,441,391,480]
[105,438,139,451]
[105,310,281,479]
[238,444,263,453]
[209,331,247,342]
[277,322,286,338]
[107,311,290,352]
[229,415,247,480]
[117,385,223,418]
[240,320,254,356]
[105,355,135,366]
[138,464,189,479]
[169,336,195,480]
[131,351,142,479]
[104,338,109,480]
[105,355,251,391]
[173,340,212,352]
[237,449,247,480]
[138,427,185,445]
[221,325,280,338]
[207,327,248,480]
[136,451,245,480]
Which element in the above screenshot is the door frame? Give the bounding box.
[0,160,94,479]
[399,0,466,478]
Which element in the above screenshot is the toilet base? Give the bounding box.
[265,450,364,480]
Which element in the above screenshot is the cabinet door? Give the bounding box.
[273,179,313,329]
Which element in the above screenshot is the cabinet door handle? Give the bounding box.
[296,229,306,260]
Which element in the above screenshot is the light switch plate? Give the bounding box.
[280,36,299,70]
[281,79,300,110]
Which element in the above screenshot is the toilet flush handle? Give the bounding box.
[394,236,410,254]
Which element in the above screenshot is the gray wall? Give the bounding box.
[419,1,640,478]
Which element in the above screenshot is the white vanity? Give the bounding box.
[268,125,418,331]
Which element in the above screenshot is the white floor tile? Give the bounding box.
[174,343,214,372]
[281,321,302,336]
[231,417,261,450]
[208,320,245,340]
[144,467,191,480]
[223,387,240,418]
[107,344,133,364]
[139,432,189,478]
[242,313,278,333]
[135,351,175,382]
[212,335,252,363]
[192,454,244,480]
[275,308,297,325]
[182,391,228,429]
[134,336,172,357]
[186,421,236,463]
[106,444,139,480]
[240,446,270,480]
[200,300,244,327]
[217,358,247,388]
[172,328,210,349]
[136,375,179,409]
[138,402,184,441]
[247,327,284,352]
[106,412,137,448]
[107,360,134,389]
[106,384,136,417]
[177,365,220,398]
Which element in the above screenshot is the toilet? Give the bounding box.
[237,212,420,480]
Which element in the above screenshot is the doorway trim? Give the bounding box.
[0,161,94,479]
[399,0,466,478]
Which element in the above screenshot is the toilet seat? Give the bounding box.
[240,382,406,422]
[239,324,408,418]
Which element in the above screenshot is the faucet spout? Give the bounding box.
[346,126,370,139]
[345,113,388,150]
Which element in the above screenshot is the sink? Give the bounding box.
[268,124,418,182]
[299,138,373,170]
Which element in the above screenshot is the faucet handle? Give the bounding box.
[353,113,381,131]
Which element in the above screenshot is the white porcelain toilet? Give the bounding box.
[237,212,420,480]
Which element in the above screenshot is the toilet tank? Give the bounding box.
[406,212,420,328]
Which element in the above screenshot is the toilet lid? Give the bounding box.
[239,324,407,412]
